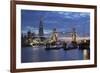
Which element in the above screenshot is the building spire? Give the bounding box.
[38,17,44,37]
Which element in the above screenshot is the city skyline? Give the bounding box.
[21,9,90,37]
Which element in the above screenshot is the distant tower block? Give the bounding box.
[72,28,77,42]
[38,18,44,38]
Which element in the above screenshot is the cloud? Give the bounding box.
[57,11,90,19]
[21,10,90,36]
[22,26,52,34]
[44,29,52,34]
[79,13,89,17]
[44,20,58,24]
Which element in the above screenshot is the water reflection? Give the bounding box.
[21,46,90,63]
[83,49,90,60]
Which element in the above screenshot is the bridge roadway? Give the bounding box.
[58,37,89,42]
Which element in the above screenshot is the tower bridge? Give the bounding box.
[22,18,89,46]
[48,27,89,43]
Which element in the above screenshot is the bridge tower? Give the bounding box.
[50,28,58,43]
[71,28,77,42]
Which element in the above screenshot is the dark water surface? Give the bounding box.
[21,46,87,63]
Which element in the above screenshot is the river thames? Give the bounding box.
[21,46,90,63]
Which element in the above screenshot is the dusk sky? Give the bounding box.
[21,9,90,37]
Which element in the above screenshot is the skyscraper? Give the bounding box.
[38,18,44,38]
